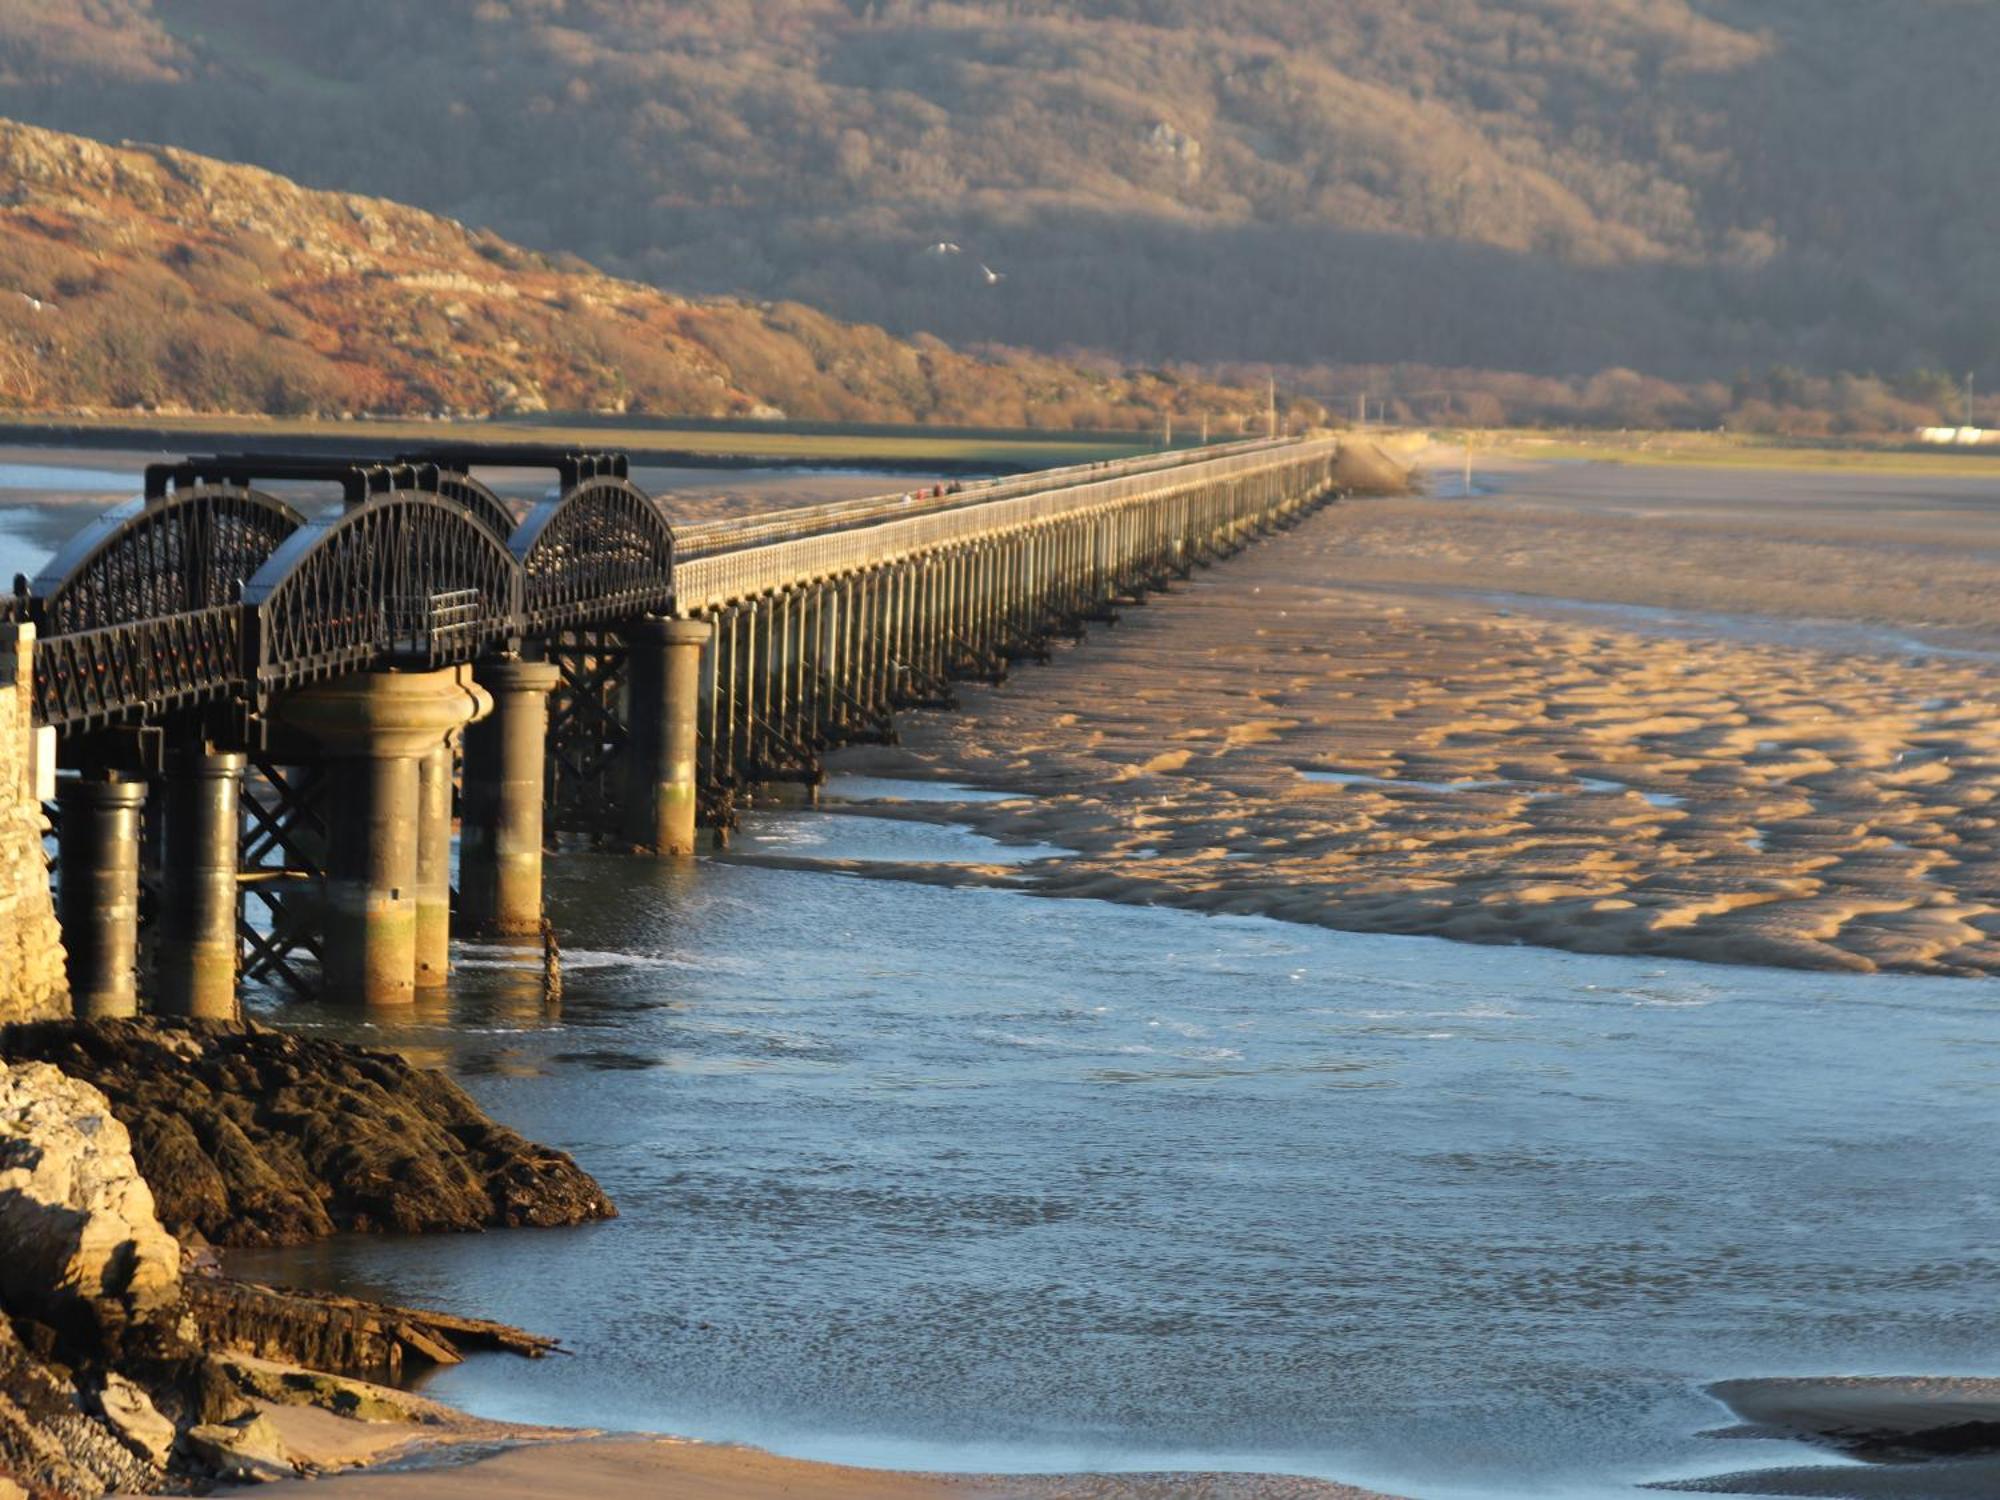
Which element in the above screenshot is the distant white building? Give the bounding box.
[1918,426,1997,444]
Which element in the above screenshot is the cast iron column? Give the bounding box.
[155,748,244,1019]
[459,655,561,935]
[57,772,146,1019]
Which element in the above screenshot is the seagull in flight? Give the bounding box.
[979,263,1005,286]
[927,241,962,255]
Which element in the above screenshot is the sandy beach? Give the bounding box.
[120,1353,1404,1500]
[823,452,2000,977]
[252,1437,1400,1500]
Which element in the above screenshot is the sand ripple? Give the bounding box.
[873,467,2000,977]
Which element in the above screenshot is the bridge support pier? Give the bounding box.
[278,668,489,1006]
[156,749,245,1019]
[460,656,560,935]
[415,743,456,987]
[57,772,146,1020]
[624,617,711,854]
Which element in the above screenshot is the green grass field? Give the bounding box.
[1491,430,2000,479]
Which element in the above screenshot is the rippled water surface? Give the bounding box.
[234,810,2000,1500]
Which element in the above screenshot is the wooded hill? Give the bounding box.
[0,118,1273,424]
[0,0,1993,398]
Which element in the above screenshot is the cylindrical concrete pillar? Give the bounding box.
[278,668,490,1005]
[625,617,713,854]
[57,773,147,1019]
[329,749,421,1004]
[156,749,245,1019]
[460,656,561,936]
[414,742,455,986]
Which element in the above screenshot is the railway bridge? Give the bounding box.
[15,435,1345,1012]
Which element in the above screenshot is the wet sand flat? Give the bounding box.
[251,1437,1400,1500]
[862,457,2000,976]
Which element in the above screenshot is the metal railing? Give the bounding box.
[669,435,1297,559]
[671,438,1340,612]
[23,437,1339,731]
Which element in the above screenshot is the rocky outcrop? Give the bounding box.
[0,628,67,1025]
[0,1055,172,1497]
[0,1314,159,1499]
[0,1059,179,1322]
[183,1276,559,1382]
[0,1027,588,1497]
[0,1019,615,1247]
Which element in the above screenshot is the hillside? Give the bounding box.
[0,0,1994,391]
[0,118,1271,424]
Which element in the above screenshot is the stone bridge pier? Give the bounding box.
[277,667,491,1006]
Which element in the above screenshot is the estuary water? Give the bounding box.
[11,443,1993,1496]
[233,802,2000,1500]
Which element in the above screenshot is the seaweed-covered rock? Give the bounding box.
[0,1020,614,1247]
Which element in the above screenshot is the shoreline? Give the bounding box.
[245,1432,1410,1500]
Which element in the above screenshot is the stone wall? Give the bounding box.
[0,626,66,1022]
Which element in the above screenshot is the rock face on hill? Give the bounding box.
[4,0,1994,384]
[0,117,1265,428]
[0,1019,615,1247]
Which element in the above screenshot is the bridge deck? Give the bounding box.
[21,435,1340,734]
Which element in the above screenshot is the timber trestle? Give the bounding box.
[24,435,1345,1011]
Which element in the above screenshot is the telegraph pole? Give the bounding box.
[1266,376,1277,439]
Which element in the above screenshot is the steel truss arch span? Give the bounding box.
[512,476,674,633]
[433,470,519,542]
[29,485,306,637]
[242,493,522,698]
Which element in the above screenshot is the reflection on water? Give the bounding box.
[1298,769,1513,795]
[234,821,2000,1500]
[821,774,1027,805]
[0,462,145,491]
[731,807,1072,865]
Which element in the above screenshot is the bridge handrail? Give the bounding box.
[22,435,1335,730]
[669,435,1299,559]
[32,604,243,733]
[671,438,1340,612]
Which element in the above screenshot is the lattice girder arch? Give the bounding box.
[433,469,519,543]
[512,476,675,633]
[29,485,306,638]
[241,494,523,699]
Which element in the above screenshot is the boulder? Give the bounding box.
[0,1058,180,1318]
[92,1372,175,1467]
[182,1412,296,1483]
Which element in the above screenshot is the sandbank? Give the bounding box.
[815,455,2000,976]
